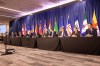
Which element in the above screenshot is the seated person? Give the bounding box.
[15,32,18,37]
[49,28,57,37]
[42,28,49,38]
[25,31,31,38]
[85,24,97,37]
[71,27,80,37]
[30,30,36,38]
[10,32,15,38]
[58,26,68,37]
[18,32,23,37]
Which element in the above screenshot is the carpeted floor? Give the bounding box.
[0,44,100,66]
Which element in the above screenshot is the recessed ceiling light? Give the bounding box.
[0,15,16,18]
[0,6,24,13]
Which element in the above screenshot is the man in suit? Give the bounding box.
[18,32,23,37]
[30,30,36,38]
[42,28,49,38]
[25,31,31,38]
[58,26,68,37]
[85,24,97,37]
[10,32,15,38]
[15,32,18,37]
[49,28,56,37]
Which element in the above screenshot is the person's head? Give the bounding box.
[19,32,21,34]
[15,32,17,34]
[44,28,48,33]
[11,32,14,34]
[28,30,31,34]
[31,30,34,33]
[88,23,92,29]
[74,27,78,32]
[51,28,54,32]
[61,26,64,32]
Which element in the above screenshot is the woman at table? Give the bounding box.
[71,27,80,37]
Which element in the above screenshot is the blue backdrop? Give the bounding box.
[9,0,100,35]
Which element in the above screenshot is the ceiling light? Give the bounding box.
[18,0,76,17]
[0,15,16,18]
[0,6,24,13]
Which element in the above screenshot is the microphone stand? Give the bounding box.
[1,37,15,56]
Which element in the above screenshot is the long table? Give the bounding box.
[11,37,21,46]
[60,37,100,55]
[21,38,36,48]
[3,37,100,55]
[37,37,60,51]
[4,37,11,45]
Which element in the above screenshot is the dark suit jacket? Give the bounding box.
[49,31,56,37]
[58,31,68,37]
[85,28,97,37]
[10,34,16,38]
[25,33,31,38]
[43,32,49,37]
[64,31,68,37]
[30,32,36,37]
[18,34,23,37]
[71,31,80,37]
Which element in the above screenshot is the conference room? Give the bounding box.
[0,0,100,66]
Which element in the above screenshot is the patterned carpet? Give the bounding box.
[0,44,100,66]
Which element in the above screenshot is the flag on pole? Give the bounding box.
[35,22,38,34]
[82,14,88,34]
[92,10,100,36]
[54,18,58,32]
[39,21,43,35]
[74,16,80,31]
[44,20,47,30]
[66,15,72,36]
[48,19,52,32]
[60,16,64,29]
[22,23,26,35]
[31,24,34,32]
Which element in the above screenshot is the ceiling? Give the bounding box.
[0,0,80,19]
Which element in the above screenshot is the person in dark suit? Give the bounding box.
[18,32,23,37]
[42,28,49,38]
[71,27,80,37]
[85,24,97,37]
[64,31,68,37]
[58,26,68,37]
[10,32,15,38]
[25,31,31,38]
[30,30,36,38]
[15,32,18,37]
[49,28,57,37]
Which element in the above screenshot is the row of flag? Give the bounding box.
[22,10,100,36]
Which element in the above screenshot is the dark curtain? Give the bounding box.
[9,0,100,34]
[86,0,100,30]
